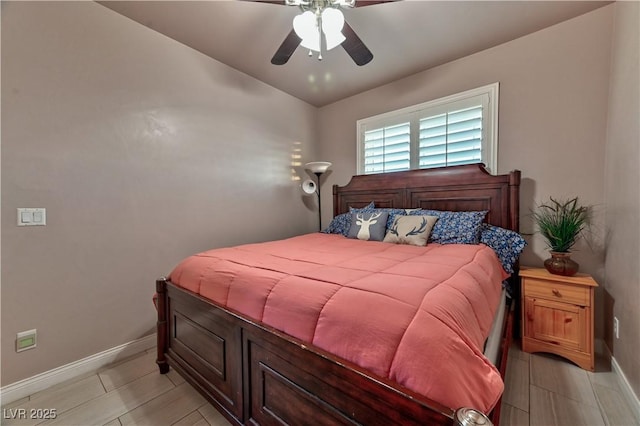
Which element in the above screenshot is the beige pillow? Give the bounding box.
[383,215,439,246]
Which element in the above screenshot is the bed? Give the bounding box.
[156,163,522,426]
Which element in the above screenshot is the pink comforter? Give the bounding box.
[169,233,508,413]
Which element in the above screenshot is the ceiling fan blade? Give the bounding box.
[271,29,302,65]
[246,0,286,4]
[353,0,397,6]
[341,22,373,66]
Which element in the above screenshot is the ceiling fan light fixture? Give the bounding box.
[321,8,345,50]
[293,11,321,52]
[293,11,316,40]
[286,0,354,7]
[293,7,345,54]
[335,0,356,7]
[324,30,346,51]
[300,35,321,53]
[273,0,372,66]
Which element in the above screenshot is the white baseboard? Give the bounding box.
[611,355,640,422]
[0,334,156,405]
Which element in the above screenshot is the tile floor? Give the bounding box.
[1,349,231,426]
[2,342,638,426]
[500,341,639,426]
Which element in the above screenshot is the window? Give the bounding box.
[357,83,499,175]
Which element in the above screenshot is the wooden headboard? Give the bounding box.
[333,164,521,232]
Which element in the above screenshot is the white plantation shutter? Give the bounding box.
[357,83,498,175]
[418,105,483,168]
[363,122,411,173]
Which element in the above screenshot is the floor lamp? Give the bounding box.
[302,161,332,231]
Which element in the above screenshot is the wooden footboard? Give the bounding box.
[157,278,513,426]
[157,278,243,421]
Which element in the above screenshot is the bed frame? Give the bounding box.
[156,163,521,426]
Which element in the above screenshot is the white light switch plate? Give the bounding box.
[17,208,46,226]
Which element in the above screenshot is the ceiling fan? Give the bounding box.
[259,0,393,66]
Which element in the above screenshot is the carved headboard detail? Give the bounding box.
[333,164,521,232]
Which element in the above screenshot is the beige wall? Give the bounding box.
[318,7,613,335]
[604,1,640,400]
[1,1,318,385]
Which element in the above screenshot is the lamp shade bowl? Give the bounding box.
[305,161,332,174]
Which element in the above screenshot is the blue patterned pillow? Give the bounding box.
[322,212,352,236]
[410,209,487,244]
[480,224,527,273]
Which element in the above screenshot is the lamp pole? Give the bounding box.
[315,172,323,231]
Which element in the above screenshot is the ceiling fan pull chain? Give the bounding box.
[317,12,324,60]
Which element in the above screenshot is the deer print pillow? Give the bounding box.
[383,215,439,246]
[347,211,389,241]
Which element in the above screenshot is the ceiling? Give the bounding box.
[99,0,609,107]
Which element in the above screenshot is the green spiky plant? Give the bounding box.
[532,197,589,253]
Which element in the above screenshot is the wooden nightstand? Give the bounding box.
[520,267,597,371]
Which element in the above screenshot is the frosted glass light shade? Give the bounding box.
[324,31,346,51]
[305,161,332,174]
[293,11,316,40]
[300,34,321,52]
[321,8,345,50]
[294,11,321,52]
[293,8,346,53]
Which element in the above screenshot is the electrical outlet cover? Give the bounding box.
[16,329,37,352]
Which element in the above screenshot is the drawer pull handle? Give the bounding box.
[552,289,561,297]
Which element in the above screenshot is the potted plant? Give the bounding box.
[532,196,589,276]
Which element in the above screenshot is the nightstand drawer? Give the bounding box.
[524,279,590,306]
